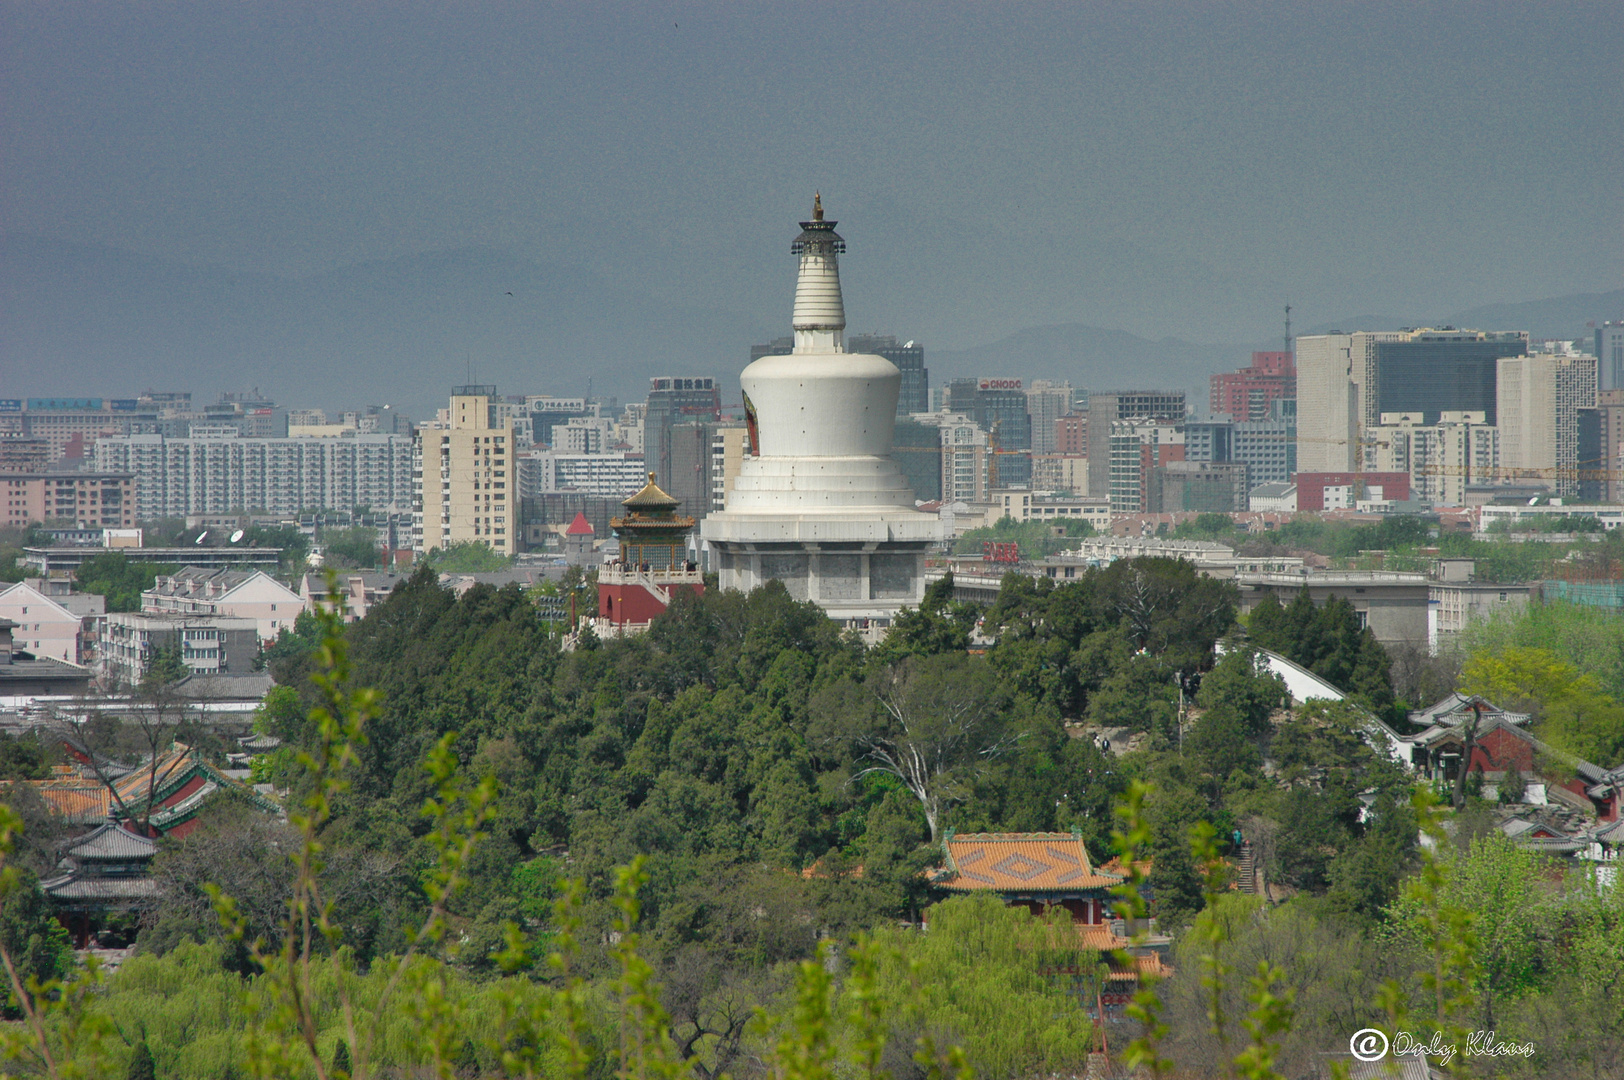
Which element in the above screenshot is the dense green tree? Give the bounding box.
[0,731,51,781]
[1194,646,1288,738]
[141,642,189,689]
[125,1040,157,1080]
[867,571,977,665]
[1247,591,1395,716]
[74,552,175,612]
[318,525,381,568]
[0,870,73,1017]
[822,653,1018,845]
[1462,645,1624,765]
[424,541,513,572]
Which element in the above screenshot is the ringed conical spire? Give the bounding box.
[791,193,846,352]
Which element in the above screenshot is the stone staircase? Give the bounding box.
[1236,842,1257,895]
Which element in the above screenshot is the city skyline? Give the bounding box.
[4,4,1621,413]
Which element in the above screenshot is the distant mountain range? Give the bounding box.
[932,291,1624,401]
[4,233,1619,414]
[0,233,769,417]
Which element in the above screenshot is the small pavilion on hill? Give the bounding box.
[935,831,1124,924]
[930,831,1168,1017]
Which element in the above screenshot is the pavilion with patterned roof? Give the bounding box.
[935,831,1126,924]
[932,831,1167,1010]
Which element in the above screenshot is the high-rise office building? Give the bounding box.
[1297,329,1528,473]
[1154,461,1249,513]
[1598,323,1624,393]
[669,418,745,521]
[645,377,722,500]
[1210,352,1295,422]
[849,335,929,416]
[891,418,944,504]
[1087,391,1186,498]
[1025,381,1073,454]
[1233,410,1297,488]
[412,386,520,556]
[1497,354,1598,498]
[1183,421,1233,463]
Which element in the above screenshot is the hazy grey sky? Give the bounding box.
[4,1,1621,348]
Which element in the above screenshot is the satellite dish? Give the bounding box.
[229,529,246,543]
[904,340,915,349]
[195,530,208,545]
[1527,496,1539,506]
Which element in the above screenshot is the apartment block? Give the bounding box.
[908,413,988,504]
[99,611,259,686]
[1087,391,1186,498]
[1365,411,1499,507]
[141,567,303,644]
[1031,453,1089,496]
[1054,415,1087,455]
[95,434,412,519]
[1497,354,1598,498]
[0,579,105,664]
[1108,419,1185,514]
[1025,380,1073,454]
[413,386,520,556]
[709,425,751,511]
[1,473,135,530]
[0,438,50,474]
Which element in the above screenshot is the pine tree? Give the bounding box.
[332,1038,351,1079]
[126,1040,156,1080]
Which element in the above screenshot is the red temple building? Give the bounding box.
[596,473,705,630]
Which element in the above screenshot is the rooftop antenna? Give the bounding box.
[1284,304,1292,356]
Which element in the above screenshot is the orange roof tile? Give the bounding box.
[939,832,1122,892]
[29,781,112,822]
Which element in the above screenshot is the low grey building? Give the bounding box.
[1234,570,1431,650]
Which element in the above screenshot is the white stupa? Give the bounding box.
[702,196,941,627]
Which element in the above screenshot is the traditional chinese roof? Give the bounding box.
[62,821,157,863]
[621,473,681,512]
[239,732,282,753]
[26,742,279,828]
[39,874,160,903]
[936,832,1122,892]
[565,512,595,536]
[1408,693,1529,728]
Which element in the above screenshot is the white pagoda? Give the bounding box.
[701,196,941,629]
